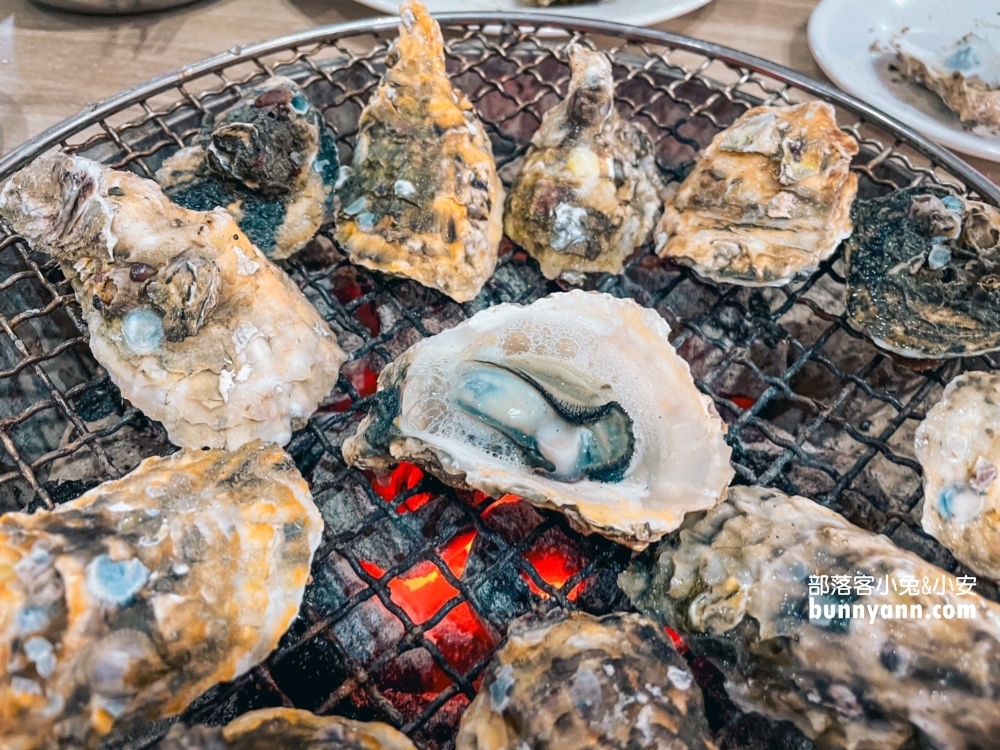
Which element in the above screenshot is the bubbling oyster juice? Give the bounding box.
[344,291,734,550]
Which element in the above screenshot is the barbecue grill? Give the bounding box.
[2,14,998,749]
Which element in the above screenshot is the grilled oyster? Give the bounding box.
[0,442,322,750]
[456,610,717,750]
[915,371,1000,580]
[621,485,1000,750]
[343,290,733,549]
[334,0,504,303]
[656,102,859,286]
[504,44,665,283]
[155,708,416,750]
[845,187,1000,358]
[158,77,340,259]
[892,24,1000,136]
[0,153,346,450]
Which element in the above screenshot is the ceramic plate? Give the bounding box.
[352,0,714,27]
[809,0,1000,162]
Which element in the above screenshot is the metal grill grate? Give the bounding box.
[2,14,1000,749]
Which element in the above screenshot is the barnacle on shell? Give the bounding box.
[0,152,346,450]
[158,76,340,259]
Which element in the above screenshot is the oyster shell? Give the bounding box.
[892,24,1000,136]
[456,610,717,750]
[656,102,859,286]
[155,708,416,750]
[334,0,504,303]
[845,187,1000,358]
[504,44,665,283]
[915,371,1000,580]
[0,153,346,450]
[158,77,340,259]
[0,441,323,750]
[343,290,733,549]
[621,485,1000,750]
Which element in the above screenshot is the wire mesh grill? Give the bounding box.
[2,14,1000,749]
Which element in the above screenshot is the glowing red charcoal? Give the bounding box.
[343,360,378,397]
[367,463,433,513]
[664,626,689,655]
[521,529,587,601]
[354,301,380,338]
[730,395,755,410]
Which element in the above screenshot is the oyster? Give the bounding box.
[155,708,416,750]
[621,485,1000,750]
[656,102,859,286]
[456,610,717,750]
[158,76,340,259]
[0,153,346,450]
[915,371,1000,580]
[334,0,504,303]
[845,187,1000,358]
[343,290,733,549]
[0,441,323,750]
[504,44,665,283]
[892,24,1000,136]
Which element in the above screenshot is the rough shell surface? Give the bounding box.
[157,76,340,259]
[621,485,1000,750]
[154,708,416,750]
[334,0,504,303]
[845,187,1000,358]
[916,371,1000,580]
[342,290,734,550]
[504,44,665,283]
[892,25,1000,136]
[656,102,859,286]
[0,153,346,450]
[0,442,323,750]
[456,610,717,750]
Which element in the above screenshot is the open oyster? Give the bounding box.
[504,44,665,283]
[0,441,322,750]
[343,290,733,549]
[892,24,1000,136]
[845,187,1000,358]
[656,102,859,286]
[0,153,346,450]
[156,708,416,750]
[158,76,340,259]
[915,371,1000,580]
[621,485,1000,750]
[334,0,504,303]
[456,610,717,750]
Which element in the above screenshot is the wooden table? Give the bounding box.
[0,0,996,183]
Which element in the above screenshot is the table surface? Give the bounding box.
[0,0,997,184]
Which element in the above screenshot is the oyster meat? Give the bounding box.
[0,153,346,450]
[504,44,665,283]
[155,708,416,750]
[334,0,504,303]
[892,24,1000,136]
[158,77,339,259]
[845,187,1000,358]
[915,371,1000,580]
[0,441,323,750]
[656,102,859,286]
[456,610,717,750]
[621,485,1000,750]
[343,290,733,549]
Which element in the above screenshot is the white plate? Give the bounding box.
[808,0,1000,162]
[352,0,715,28]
